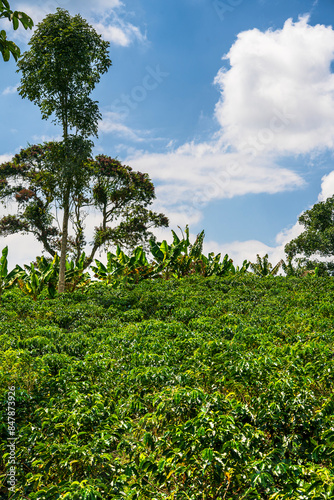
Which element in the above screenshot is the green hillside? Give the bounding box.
[1,276,334,499]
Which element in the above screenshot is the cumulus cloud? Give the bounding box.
[318,170,334,201]
[1,233,44,270]
[214,15,334,154]
[121,15,334,239]
[0,154,13,163]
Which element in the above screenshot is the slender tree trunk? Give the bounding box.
[57,108,70,293]
[58,186,70,293]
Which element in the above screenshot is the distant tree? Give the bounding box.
[0,0,33,61]
[285,196,334,264]
[17,8,111,291]
[250,254,283,277]
[281,256,330,277]
[0,145,169,276]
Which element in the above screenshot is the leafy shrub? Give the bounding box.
[1,277,334,498]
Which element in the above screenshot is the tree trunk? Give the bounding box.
[58,187,70,293]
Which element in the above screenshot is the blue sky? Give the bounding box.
[1,0,334,267]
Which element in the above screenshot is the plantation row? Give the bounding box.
[1,275,334,499]
[0,226,326,303]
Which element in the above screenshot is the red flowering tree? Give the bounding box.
[0,143,168,272]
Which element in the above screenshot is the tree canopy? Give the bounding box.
[0,0,33,61]
[0,144,169,270]
[285,195,334,261]
[17,8,111,138]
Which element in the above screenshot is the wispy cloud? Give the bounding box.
[2,85,19,96]
[31,134,62,143]
[99,111,153,142]
[6,0,146,48]
[93,18,146,47]
[128,143,305,222]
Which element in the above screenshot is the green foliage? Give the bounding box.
[282,256,330,278]
[17,8,111,138]
[64,253,91,292]
[250,254,283,277]
[92,227,250,287]
[0,0,33,61]
[285,196,334,273]
[92,246,155,286]
[12,253,90,300]
[0,246,18,300]
[0,146,168,276]
[150,225,250,279]
[1,276,334,497]
[16,7,111,292]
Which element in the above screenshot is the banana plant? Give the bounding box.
[230,259,251,275]
[0,246,21,302]
[149,226,200,279]
[17,262,44,301]
[16,254,59,300]
[65,252,91,292]
[91,251,116,284]
[175,227,207,277]
[281,256,304,277]
[93,227,251,285]
[250,254,283,277]
[149,232,183,273]
[201,252,233,277]
[92,245,155,287]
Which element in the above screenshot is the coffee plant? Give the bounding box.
[0,275,334,498]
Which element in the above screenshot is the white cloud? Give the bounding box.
[5,1,145,47]
[0,154,13,163]
[93,19,146,47]
[318,170,334,201]
[201,220,304,268]
[123,16,334,217]
[127,141,305,213]
[31,134,62,143]
[99,112,150,142]
[214,16,334,155]
[2,85,19,96]
[0,233,44,270]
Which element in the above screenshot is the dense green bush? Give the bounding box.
[1,276,334,499]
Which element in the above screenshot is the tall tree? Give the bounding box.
[17,8,111,139]
[0,0,33,61]
[17,8,111,291]
[0,145,169,275]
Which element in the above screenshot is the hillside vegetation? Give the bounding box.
[1,275,334,499]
